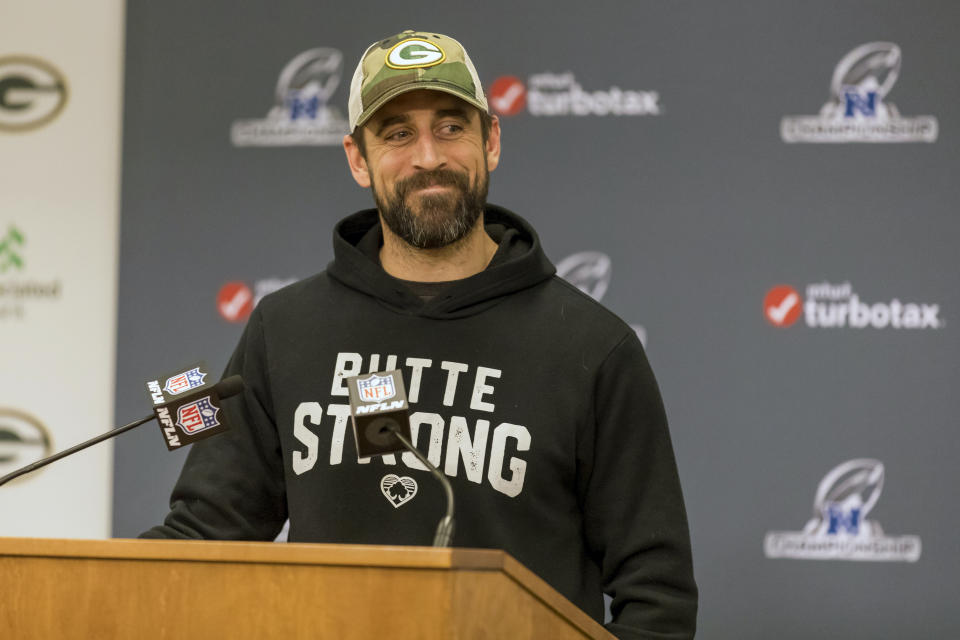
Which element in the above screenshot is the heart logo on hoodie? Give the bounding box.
[381,474,418,508]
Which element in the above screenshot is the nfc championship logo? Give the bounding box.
[357,373,396,403]
[781,42,937,143]
[176,397,221,434]
[163,367,207,396]
[764,459,921,562]
[0,56,69,132]
[556,251,646,346]
[231,48,349,146]
[556,251,612,302]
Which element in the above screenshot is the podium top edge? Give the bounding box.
[0,536,511,570]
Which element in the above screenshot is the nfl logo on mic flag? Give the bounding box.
[145,361,231,450]
[357,372,396,402]
[176,397,221,434]
[347,370,411,459]
[163,367,206,396]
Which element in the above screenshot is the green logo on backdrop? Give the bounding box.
[0,226,25,272]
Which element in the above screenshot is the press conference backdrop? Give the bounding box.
[0,0,125,538]
[4,1,958,638]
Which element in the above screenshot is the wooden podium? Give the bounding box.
[0,537,615,639]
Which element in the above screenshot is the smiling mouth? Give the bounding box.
[413,184,453,193]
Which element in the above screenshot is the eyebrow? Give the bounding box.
[374,114,410,137]
[373,107,473,137]
[435,107,471,122]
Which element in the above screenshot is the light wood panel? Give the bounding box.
[0,537,614,639]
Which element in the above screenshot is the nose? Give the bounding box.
[411,132,447,171]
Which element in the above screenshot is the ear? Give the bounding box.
[343,133,371,188]
[485,115,501,172]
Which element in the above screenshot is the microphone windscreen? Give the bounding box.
[215,375,245,399]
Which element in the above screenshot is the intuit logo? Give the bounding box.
[764,282,943,330]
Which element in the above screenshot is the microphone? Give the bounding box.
[346,370,456,547]
[0,371,243,488]
[146,363,242,450]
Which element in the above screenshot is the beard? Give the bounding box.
[371,166,489,250]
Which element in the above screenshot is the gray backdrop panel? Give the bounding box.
[114,2,960,637]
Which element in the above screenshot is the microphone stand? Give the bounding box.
[389,428,455,547]
[0,375,244,488]
[0,414,155,488]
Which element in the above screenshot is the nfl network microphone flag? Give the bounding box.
[346,370,412,459]
[145,362,231,450]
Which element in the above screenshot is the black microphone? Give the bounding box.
[0,374,244,488]
[146,364,243,450]
[346,370,456,547]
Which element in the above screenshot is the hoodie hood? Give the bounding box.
[327,205,556,319]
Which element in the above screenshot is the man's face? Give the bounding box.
[344,90,501,250]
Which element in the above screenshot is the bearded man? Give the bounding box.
[145,30,697,640]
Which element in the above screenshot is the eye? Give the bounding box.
[384,129,412,143]
[437,122,465,137]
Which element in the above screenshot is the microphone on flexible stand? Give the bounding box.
[389,428,455,547]
[0,370,243,488]
[346,370,456,547]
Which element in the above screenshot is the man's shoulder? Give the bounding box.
[511,275,641,356]
[539,275,635,330]
[255,272,337,314]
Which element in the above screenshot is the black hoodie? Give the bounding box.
[144,206,697,639]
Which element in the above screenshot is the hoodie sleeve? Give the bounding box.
[580,331,698,639]
[140,306,287,540]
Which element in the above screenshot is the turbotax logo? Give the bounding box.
[217,277,298,324]
[764,459,921,562]
[489,73,660,117]
[764,282,943,330]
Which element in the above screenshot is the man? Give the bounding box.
[144,30,697,639]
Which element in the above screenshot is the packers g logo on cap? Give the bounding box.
[385,39,446,70]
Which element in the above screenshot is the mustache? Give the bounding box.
[395,169,470,196]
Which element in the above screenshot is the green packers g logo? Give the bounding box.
[386,39,445,70]
[0,56,68,132]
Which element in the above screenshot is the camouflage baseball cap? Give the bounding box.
[348,30,489,131]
